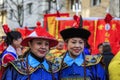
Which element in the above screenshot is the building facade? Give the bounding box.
[65,0,109,17]
[2,0,66,29]
[0,0,7,24]
[1,0,119,29]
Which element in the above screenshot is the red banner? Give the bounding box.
[83,20,96,54]
[44,13,69,39]
[44,13,120,55]
[94,19,120,55]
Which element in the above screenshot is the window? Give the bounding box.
[71,0,74,9]
[27,3,32,14]
[91,0,101,6]
[70,0,81,12]
[0,0,3,4]
[0,0,4,8]
[9,9,13,19]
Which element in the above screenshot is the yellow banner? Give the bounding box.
[47,17,58,38]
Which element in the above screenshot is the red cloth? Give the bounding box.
[83,20,95,54]
[94,19,120,55]
[2,54,16,65]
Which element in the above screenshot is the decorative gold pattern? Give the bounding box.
[61,77,90,80]
[82,54,102,66]
[98,25,104,30]
[105,32,110,37]
[53,54,102,72]
[105,38,109,42]
[84,26,89,30]
[111,24,116,30]
[10,59,52,75]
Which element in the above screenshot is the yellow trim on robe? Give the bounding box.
[46,49,66,62]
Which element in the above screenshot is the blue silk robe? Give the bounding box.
[54,52,106,80]
[2,53,58,80]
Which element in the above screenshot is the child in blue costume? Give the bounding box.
[54,27,106,80]
[2,26,59,80]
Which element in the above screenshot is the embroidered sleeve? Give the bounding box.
[83,54,102,66]
[2,54,16,65]
[52,57,64,73]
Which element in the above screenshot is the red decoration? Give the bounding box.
[57,11,60,17]
[2,24,11,34]
[36,21,41,26]
[73,15,80,27]
[104,13,113,23]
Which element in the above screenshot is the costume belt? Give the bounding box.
[61,77,90,80]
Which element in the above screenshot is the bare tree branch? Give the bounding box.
[6,0,65,27]
[10,0,18,6]
[6,1,18,20]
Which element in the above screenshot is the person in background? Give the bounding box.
[46,38,66,62]
[97,43,103,54]
[2,26,59,80]
[54,27,106,80]
[1,31,23,65]
[0,31,22,79]
[102,42,114,80]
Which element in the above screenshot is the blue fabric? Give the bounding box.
[28,54,49,71]
[2,66,58,80]
[60,63,106,80]
[84,47,90,55]
[64,52,84,66]
[2,54,59,80]
[60,52,106,80]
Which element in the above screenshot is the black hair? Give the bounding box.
[5,31,22,46]
[97,43,103,49]
[103,44,111,52]
[84,40,90,49]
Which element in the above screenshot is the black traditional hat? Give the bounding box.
[60,27,91,41]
